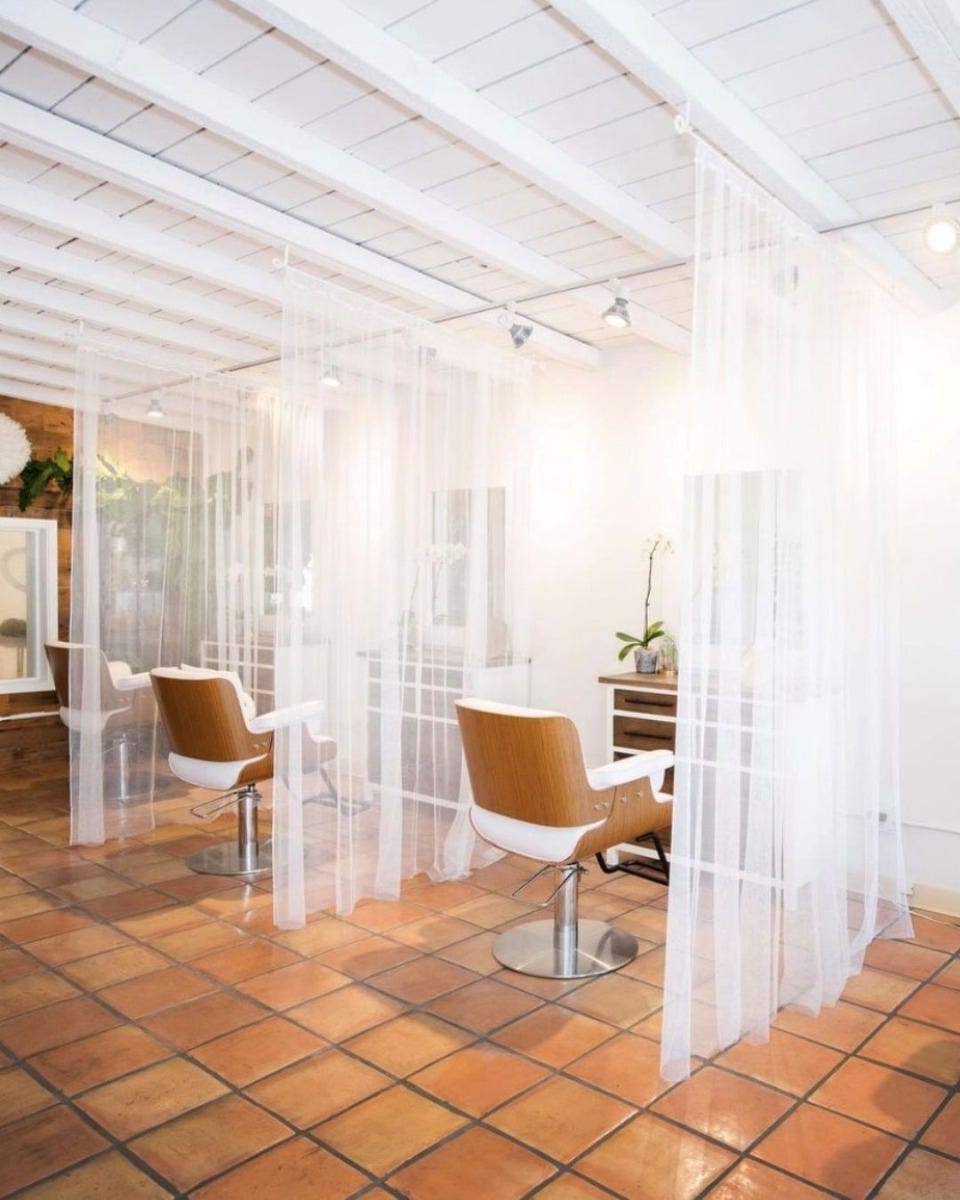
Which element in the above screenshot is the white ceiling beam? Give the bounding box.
[0,0,579,289]
[0,182,283,305]
[0,231,280,344]
[0,305,222,375]
[550,0,947,311]
[0,273,257,360]
[880,1,960,115]
[0,375,71,405]
[0,354,73,389]
[230,0,691,261]
[0,98,599,367]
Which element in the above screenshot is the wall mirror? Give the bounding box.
[0,517,58,693]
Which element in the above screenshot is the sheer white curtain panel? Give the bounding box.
[272,270,532,927]
[70,348,266,846]
[661,143,913,1080]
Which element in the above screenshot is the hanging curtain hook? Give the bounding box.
[271,245,291,271]
[674,101,692,136]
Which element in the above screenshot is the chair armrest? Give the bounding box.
[587,750,675,794]
[113,671,152,692]
[247,700,325,735]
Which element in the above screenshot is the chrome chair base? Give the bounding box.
[492,918,638,979]
[186,840,272,878]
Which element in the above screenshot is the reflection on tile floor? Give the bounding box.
[0,765,958,1199]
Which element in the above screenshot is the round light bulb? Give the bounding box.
[321,368,342,389]
[923,211,959,255]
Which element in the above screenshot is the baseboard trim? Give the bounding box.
[910,884,960,919]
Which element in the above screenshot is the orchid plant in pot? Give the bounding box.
[615,534,674,674]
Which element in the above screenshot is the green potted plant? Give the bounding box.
[615,534,674,674]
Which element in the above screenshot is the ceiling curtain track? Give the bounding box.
[272,268,533,926]
[659,141,914,1081]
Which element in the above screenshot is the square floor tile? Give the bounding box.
[151,920,248,960]
[191,1015,326,1085]
[76,1057,228,1138]
[754,1102,905,1199]
[558,973,662,1028]
[921,1094,960,1156]
[841,968,920,1012]
[860,1017,960,1084]
[0,996,120,1056]
[235,959,351,1009]
[874,1148,960,1199]
[0,1105,108,1194]
[566,1031,672,1107]
[60,945,170,991]
[716,1029,844,1096]
[864,939,949,981]
[345,897,430,932]
[389,914,479,951]
[773,1001,885,1052]
[345,1012,473,1076]
[492,1005,617,1067]
[388,1126,553,1199]
[191,1136,368,1199]
[899,982,960,1035]
[411,1042,548,1116]
[249,1048,390,1127]
[27,925,132,966]
[652,1065,795,1150]
[30,1024,171,1094]
[433,929,500,975]
[369,956,479,1004]
[535,1176,622,1200]
[489,1075,633,1161]
[130,1094,290,1192]
[140,990,265,1050]
[425,976,543,1033]
[315,1084,466,1175]
[317,932,420,979]
[703,1158,832,1198]
[0,1066,57,1123]
[908,916,960,955]
[97,964,216,1018]
[191,938,301,983]
[273,918,366,956]
[287,983,404,1042]
[14,1148,174,1198]
[0,969,79,1018]
[0,908,90,945]
[810,1056,946,1137]
[576,1112,736,1200]
[932,959,960,990]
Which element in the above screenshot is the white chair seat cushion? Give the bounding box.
[168,752,268,791]
[470,805,604,864]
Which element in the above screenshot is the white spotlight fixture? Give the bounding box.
[320,366,342,389]
[146,395,165,420]
[923,204,959,255]
[500,302,533,349]
[602,279,631,328]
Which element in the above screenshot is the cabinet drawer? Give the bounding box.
[613,688,677,717]
[613,715,675,748]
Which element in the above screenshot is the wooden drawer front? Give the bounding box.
[613,715,675,748]
[614,688,677,717]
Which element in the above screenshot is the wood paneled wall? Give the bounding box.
[0,397,72,764]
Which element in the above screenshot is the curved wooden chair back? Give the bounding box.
[45,641,129,711]
[150,673,271,764]
[456,702,599,828]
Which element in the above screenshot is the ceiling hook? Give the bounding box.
[674,100,692,136]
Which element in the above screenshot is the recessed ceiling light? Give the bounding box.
[923,205,959,255]
[500,302,534,349]
[320,366,342,389]
[146,396,164,420]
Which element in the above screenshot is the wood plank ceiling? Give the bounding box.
[0,0,956,403]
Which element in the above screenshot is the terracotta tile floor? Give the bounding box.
[0,766,958,1199]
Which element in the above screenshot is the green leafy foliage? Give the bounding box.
[17,448,73,511]
[615,621,666,659]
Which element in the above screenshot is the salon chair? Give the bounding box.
[150,666,335,878]
[45,640,154,800]
[456,698,674,979]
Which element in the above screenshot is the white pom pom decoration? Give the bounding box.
[0,413,31,485]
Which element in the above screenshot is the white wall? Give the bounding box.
[527,319,959,906]
[897,308,960,900]
[528,341,688,763]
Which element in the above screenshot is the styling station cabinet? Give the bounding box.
[596,671,678,880]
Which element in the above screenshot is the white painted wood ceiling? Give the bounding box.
[0,0,956,404]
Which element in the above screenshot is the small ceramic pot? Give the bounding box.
[634,647,659,674]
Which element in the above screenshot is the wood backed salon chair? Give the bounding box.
[46,640,154,800]
[456,699,674,980]
[150,667,335,879]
